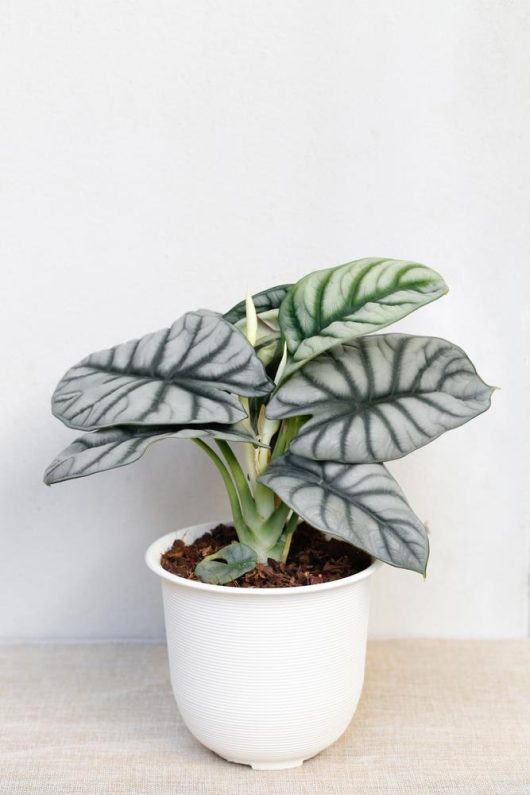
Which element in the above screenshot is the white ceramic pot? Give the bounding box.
[146,520,380,770]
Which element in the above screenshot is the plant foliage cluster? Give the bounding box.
[45,258,493,583]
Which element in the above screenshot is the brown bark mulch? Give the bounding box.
[160,522,371,588]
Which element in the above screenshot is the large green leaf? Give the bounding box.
[267,334,493,463]
[259,453,428,573]
[195,542,257,584]
[44,424,260,485]
[52,310,273,431]
[223,285,293,324]
[278,258,448,369]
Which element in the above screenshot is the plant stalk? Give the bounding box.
[280,511,299,563]
[193,439,254,547]
[215,440,260,524]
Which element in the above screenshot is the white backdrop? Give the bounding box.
[1,0,528,640]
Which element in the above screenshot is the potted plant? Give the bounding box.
[45,257,493,769]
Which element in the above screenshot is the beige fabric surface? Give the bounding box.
[1,640,529,795]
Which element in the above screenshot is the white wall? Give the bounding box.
[1,0,528,640]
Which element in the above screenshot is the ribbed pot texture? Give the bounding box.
[146,521,379,770]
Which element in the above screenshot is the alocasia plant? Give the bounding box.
[44,257,493,583]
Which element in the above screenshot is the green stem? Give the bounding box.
[215,440,260,523]
[253,481,275,519]
[280,511,299,563]
[254,405,279,518]
[193,439,253,545]
[259,502,290,546]
[271,416,304,461]
[239,397,257,493]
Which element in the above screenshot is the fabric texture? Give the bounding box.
[1,640,529,794]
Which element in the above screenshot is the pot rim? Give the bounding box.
[145,519,383,596]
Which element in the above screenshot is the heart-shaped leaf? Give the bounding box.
[279,258,447,370]
[267,334,493,463]
[195,542,257,584]
[52,310,273,431]
[259,453,428,573]
[44,424,260,485]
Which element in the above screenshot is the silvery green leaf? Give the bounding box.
[259,453,428,573]
[278,258,448,369]
[52,310,273,431]
[224,285,293,325]
[195,542,257,585]
[267,334,493,463]
[44,424,260,485]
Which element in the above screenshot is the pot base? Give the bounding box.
[227,757,305,770]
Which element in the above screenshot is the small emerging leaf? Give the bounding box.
[195,542,257,584]
[238,312,283,368]
[259,453,429,573]
[225,285,293,369]
[224,285,293,324]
